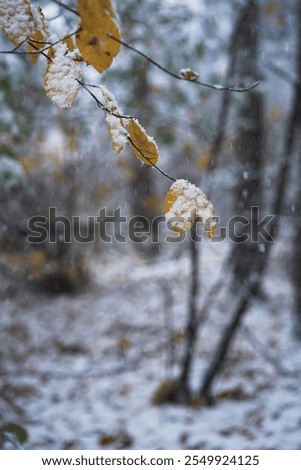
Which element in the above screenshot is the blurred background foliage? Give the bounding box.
[0,0,300,446]
[0,0,294,287]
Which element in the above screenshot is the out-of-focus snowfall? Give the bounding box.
[1,0,301,450]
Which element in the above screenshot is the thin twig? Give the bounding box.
[11,38,28,52]
[27,38,53,46]
[77,80,136,119]
[107,34,261,93]
[78,81,177,182]
[127,136,177,182]
[242,325,290,376]
[0,29,80,55]
[263,58,295,85]
[27,40,52,62]
[49,0,80,16]
[48,12,64,22]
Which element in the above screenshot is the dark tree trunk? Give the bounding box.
[128,58,159,254]
[230,0,265,288]
[200,0,266,400]
[199,0,301,400]
[231,90,265,284]
[291,1,301,338]
[177,222,200,398]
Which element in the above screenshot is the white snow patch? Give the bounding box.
[0,0,35,43]
[44,44,82,109]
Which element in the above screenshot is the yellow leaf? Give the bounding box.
[64,36,75,51]
[77,0,117,20]
[75,0,121,74]
[44,45,82,108]
[0,0,36,45]
[164,179,216,238]
[128,119,159,166]
[27,29,44,63]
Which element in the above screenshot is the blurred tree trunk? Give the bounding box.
[291,0,301,338]
[210,1,254,168]
[128,58,159,254]
[230,0,265,288]
[177,222,200,399]
[200,0,266,402]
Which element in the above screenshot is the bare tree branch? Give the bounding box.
[263,58,296,85]
[77,80,136,119]
[49,0,80,16]
[0,29,80,55]
[27,40,52,62]
[107,34,261,93]
[127,136,176,182]
[77,82,177,182]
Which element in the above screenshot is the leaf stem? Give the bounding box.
[77,80,136,119]
[127,136,177,182]
[0,29,80,55]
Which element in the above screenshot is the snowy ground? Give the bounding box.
[1,239,301,450]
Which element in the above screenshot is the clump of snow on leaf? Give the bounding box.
[98,85,119,113]
[44,44,82,109]
[179,68,199,81]
[164,179,216,237]
[31,4,55,44]
[98,85,128,155]
[0,0,36,44]
[105,114,128,155]
[31,5,54,42]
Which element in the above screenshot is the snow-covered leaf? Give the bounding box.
[128,119,159,166]
[0,0,36,45]
[76,0,121,74]
[164,179,197,234]
[106,115,128,155]
[27,6,52,63]
[44,44,82,109]
[180,68,199,81]
[164,179,216,237]
[98,85,128,155]
[195,190,216,239]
